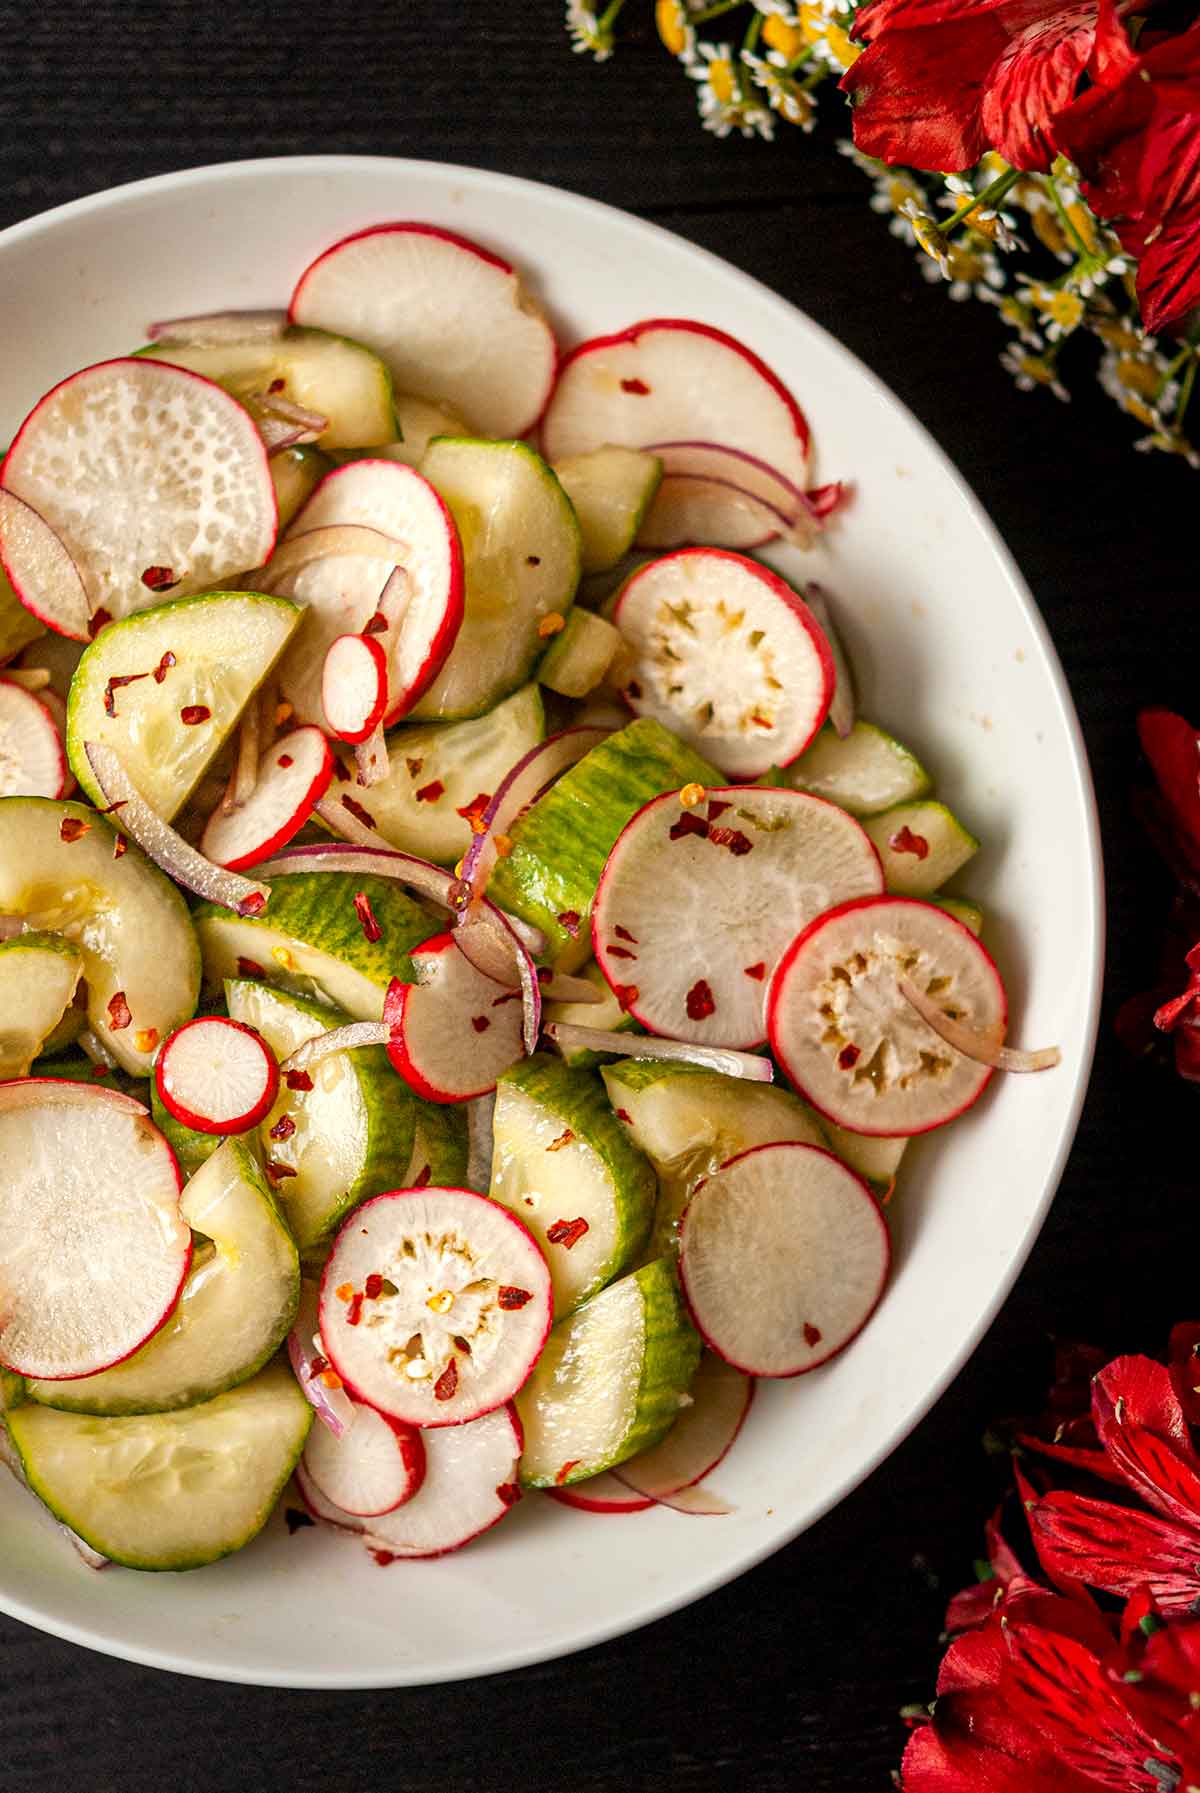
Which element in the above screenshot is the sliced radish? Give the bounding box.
[299,1402,524,1558]
[767,895,1008,1136]
[319,1187,552,1428]
[288,1280,355,1440]
[613,550,834,778]
[290,223,558,438]
[0,678,67,797]
[385,933,528,1102]
[1,358,277,625]
[265,461,463,725]
[542,320,810,525]
[200,725,334,871]
[636,474,796,553]
[0,491,92,641]
[0,1078,190,1379]
[154,1016,279,1135]
[321,632,388,743]
[548,1471,654,1514]
[544,1023,773,1083]
[301,1393,425,1517]
[647,441,811,517]
[593,786,883,1049]
[803,585,856,740]
[611,1352,753,1501]
[678,1142,890,1377]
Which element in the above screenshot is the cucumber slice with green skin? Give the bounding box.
[150,1081,222,1176]
[1,1368,23,1412]
[543,959,640,1066]
[410,438,581,721]
[517,1258,700,1488]
[491,1054,656,1319]
[271,446,333,531]
[0,797,200,1076]
[4,1358,311,1571]
[782,721,932,817]
[224,977,418,1249]
[600,1057,827,1257]
[552,449,663,575]
[345,683,545,866]
[933,895,985,936]
[27,1136,299,1415]
[194,868,431,1019]
[137,327,398,450]
[487,718,720,971]
[33,1054,148,1101]
[0,931,82,1079]
[405,1099,470,1189]
[537,609,623,699]
[821,1121,907,1199]
[40,978,88,1055]
[863,800,980,898]
[66,590,302,820]
[327,397,469,473]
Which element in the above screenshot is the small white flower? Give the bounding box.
[751,0,798,15]
[742,49,816,127]
[690,42,775,138]
[566,0,615,60]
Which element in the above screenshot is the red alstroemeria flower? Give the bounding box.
[842,0,1118,174]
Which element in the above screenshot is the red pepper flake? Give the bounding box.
[612,983,639,1013]
[803,1322,823,1349]
[152,651,176,684]
[285,1507,316,1535]
[525,554,541,567]
[556,910,581,937]
[547,1216,589,1249]
[749,714,772,729]
[555,1459,582,1485]
[286,1068,314,1092]
[607,946,638,962]
[706,800,732,821]
[415,780,445,804]
[404,756,424,778]
[265,1159,298,1185]
[237,955,266,978]
[278,753,294,769]
[686,978,716,1021]
[669,812,709,843]
[412,1162,432,1188]
[433,1359,458,1402]
[334,1283,354,1302]
[353,891,382,944]
[547,1128,575,1153]
[267,377,287,394]
[341,793,377,829]
[614,925,638,943]
[269,1113,296,1141]
[455,792,492,833]
[370,1548,398,1566]
[107,990,132,1030]
[180,704,211,725]
[99,798,128,816]
[140,565,179,591]
[103,671,148,717]
[361,611,388,636]
[498,1286,533,1310]
[238,891,267,918]
[471,1014,491,1033]
[890,825,929,860]
[59,816,90,843]
[88,607,113,638]
[620,377,650,395]
[495,1481,522,1508]
[346,1292,365,1327]
[113,835,128,859]
[90,1062,111,1079]
[364,1273,384,1300]
[492,990,521,1007]
[709,827,753,856]
[838,1044,861,1070]
[626,680,643,700]
[615,1108,632,1123]
[744,962,766,981]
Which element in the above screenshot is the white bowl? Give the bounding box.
[0,155,1103,1687]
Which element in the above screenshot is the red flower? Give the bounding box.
[843,0,1111,174]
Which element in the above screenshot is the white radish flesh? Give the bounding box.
[611,1352,752,1499]
[385,933,528,1102]
[678,1143,890,1377]
[155,1017,280,1135]
[302,1394,425,1517]
[200,725,334,872]
[0,491,92,641]
[322,632,389,743]
[0,679,67,797]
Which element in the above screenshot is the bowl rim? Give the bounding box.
[0,153,1105,1687]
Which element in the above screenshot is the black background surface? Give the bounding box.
[0,3,1191,1787]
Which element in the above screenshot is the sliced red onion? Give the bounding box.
[456,726,610,918]
[66,1529,111,1570]
[84,741,271,916]
[806,481,848,521]
[803,585,856,740]
[537,970,604,1004]
[899,980,1061,1074]
[648,439,808,505]
[281,1019,393,1075]
[312,791,402,853]
[609,1469,733,1515]
[258,417,318,457]
[252,392,327,455]
[544,1022,773,1083]
[259,524,407,595]
[637,473,817,552]
[466,1093,496,1194]
[146,309,287,345]
[288,1282,356,1439]
[228,700,261,812]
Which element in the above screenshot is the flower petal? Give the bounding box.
[1002,1621,1177,1790]
[1093,1354,1191,1445]
[1169,1322,1200,1428]
[1028,1489,1200,1614]
[900,1716,1063,1793]
[842,16,1003,170]
[1099,1415,1200,1530]
[1017,1433,1127,1485]
[979,4,1098,170]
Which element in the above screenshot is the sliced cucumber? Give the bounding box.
[347,683,544,865]
[140,326,397,450]
[5,1358,311,1571]
[0,797,199,1075]
[863,800,979,897]
[487,718,720,970]
[67,591,302,820]
[150,1081,222,1177]
[195,868,431,1019]
[491,1054,656,1319]
[821,1121,907,1199]
[537,609,623,699]
[543,959,640,1066]
[411,438,581,720]
[517,1259,699,1488]
[552,448,663,575]
[271,445,333,530]
[0,563,42,662]
[0,932,82,1079]
[934,895,985,936]
[40,980,87,1056]
[406,1100,470,1188]
[601,1058,827,1257]
[781,720,931,817]
[225,977,417,1247]
[27,1136,299,1415]
[1,1368,23,1412]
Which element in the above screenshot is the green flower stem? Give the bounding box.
[741,9,762,53]
[1046,175,1093,260]
[1176,354,1198,433]
[597,0,627,28]
[942,167,1020,238]
[691,0,748,23]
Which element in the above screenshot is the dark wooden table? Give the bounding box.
[0,2,1190,1786]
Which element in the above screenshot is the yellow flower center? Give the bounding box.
[767,14,811,56]
[822,20,862,69]
[1115,357,1160,398]
[655,0,689,58]
[708,57,736,104]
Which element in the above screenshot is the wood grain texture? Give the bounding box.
[0,0,1192,1786]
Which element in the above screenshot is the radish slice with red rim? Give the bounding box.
[288,1281,355,1440]
[0,679,68,797]
[385,934,529,1102]
[611,1352,753,1501]
[302,1393,425,1517]
[899,978,1060,1074]
[321,632,389,743]
[200,725,335,872]
[593,785,883,1049]
[635,473,812,553]
[544,1022,773,1083]
[0,1078,191,1379]
[803,586,856,740]
[0,490,93,641]
[767,895,1008,1136]
[678,1142,890,1377]
[319,1187,552,1428]
[548,1471,654,1514]
[612,550,834,778]
[155,1016,279,1135]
